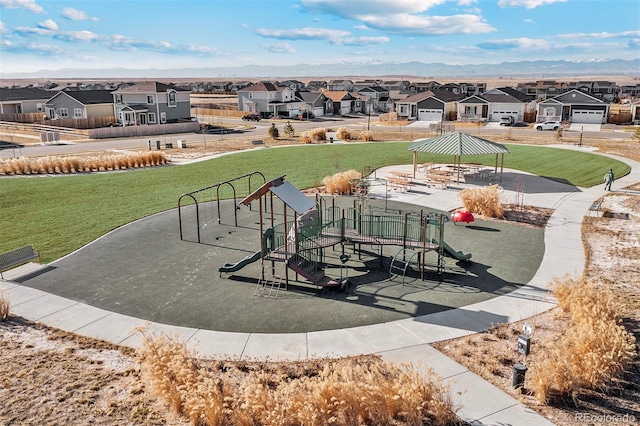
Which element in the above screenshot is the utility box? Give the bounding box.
[517,334,531,356]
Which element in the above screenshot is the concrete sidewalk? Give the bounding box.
[2,147,637,426]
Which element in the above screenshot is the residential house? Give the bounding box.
[192,82,213,93]
[327,80,353,91]
[306,81,327,91]
[592,81,617,101]
[111,81,191,125]
[212,81,233,92]
[280,80,305,91]
[295,91,328,117]
[459,82,486,96]
[231,81,253,92]
[395,92,434,120]
[381,80,411,91]
[516,80,568,100]
[322,91,359,115]
[0,87,52,114]
[464,89,528,123]
[536,89,609,124]
[352,79,382,91]
[439,83,463,95]
[397,90,464,122]
[45,90,114,120]
[414,81,441,93]
[237,82,300,118]
[496,86,537,118]
[620,83,640,99]
[356,86,389,112]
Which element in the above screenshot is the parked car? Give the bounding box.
[242,114,261,121]
[499,115,515,126]
[534,120,562,131]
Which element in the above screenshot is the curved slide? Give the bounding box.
[432,239,472,262]
[218,250,262,275]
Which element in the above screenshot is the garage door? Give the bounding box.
[313,107,324,117]
[418,109,442,121]
[572,110,604,123]
[492,111,519,122]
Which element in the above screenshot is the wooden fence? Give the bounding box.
[88,122,200,139]
[0,113,46,123]
[43,116,116,129]
[192,106,244,118]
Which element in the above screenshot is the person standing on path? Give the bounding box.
[604,168,615,191]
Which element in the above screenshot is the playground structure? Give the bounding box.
[179,173,472,299]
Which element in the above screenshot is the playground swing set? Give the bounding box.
[178,173,472,299]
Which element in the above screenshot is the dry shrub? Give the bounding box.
[336,127,351,140]
[138,332,459,426]
[0,289,9,321]
[360,130,374,141]
[309,128,327,142]
[301,134,313,144]
[323,169,362,195]
[458,184,504,218]
[528,276,636,404]
[0,152,168,175]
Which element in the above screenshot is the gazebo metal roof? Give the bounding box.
[408,132,510,156]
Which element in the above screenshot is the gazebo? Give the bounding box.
[408,132,510,182]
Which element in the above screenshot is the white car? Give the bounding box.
[534,121,562,131]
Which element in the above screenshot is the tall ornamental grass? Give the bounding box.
[528,276,636,404]
[137,331,460,426]
[0,289,9,321]
[0,152,167,175]
[323,169,362,195]
[458,184,505,218]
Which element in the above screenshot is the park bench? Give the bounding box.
[387,176,412,192]
[587,199,604,217]
[0,245,41,279]
[251,140,265,146]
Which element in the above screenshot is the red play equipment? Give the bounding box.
[451,210,474,225]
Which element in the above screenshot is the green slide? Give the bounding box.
[218,250,262,274]
[432,238,472,262]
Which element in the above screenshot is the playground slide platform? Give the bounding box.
[218,250,262,275]
[288,261,347,292]
[432,238,472,262]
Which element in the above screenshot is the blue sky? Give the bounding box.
[1,0,639,74]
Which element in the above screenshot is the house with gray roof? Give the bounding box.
[0,87,52,115]
[458,90,527,123]
[397,90,465,122]
[111,81,191,125]
[45,90,114,120]
[237,82,305,118]
[295,91,328,117]
[536,89,609,124]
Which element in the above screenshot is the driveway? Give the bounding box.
[567,123,601,132]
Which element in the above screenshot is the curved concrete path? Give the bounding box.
[2,145,638,426]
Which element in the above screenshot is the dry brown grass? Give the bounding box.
[458,184,505,218]
[336,127,352,140]
[0,289,9,321]
[308,127,327,142]
[359,130,374,141]
[323,169,362,195]
[137,331,460,426]
[527,276,636,404]
[0,152,168,175]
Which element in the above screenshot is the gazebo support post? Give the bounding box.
[413,151,418,179]
[500,153,505,182]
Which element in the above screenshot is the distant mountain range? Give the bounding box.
[2,59,638,80]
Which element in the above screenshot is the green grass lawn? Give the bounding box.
[1,142,629,262]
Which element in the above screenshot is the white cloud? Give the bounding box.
[361,13,494,35]
[0,21,7,34]
[61,7,98,21]
[256,27,350,40]
[55,30,98,42]
[38,18,57,31]
[557,30,640,39]
[301,0,445,16]
[300,0,493,36]
[497,0,566,9]
[261,42,296,53]
[0,0,44,13]
[334,36,390,46]
[524,19,534,23]
[14,25,52,36]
